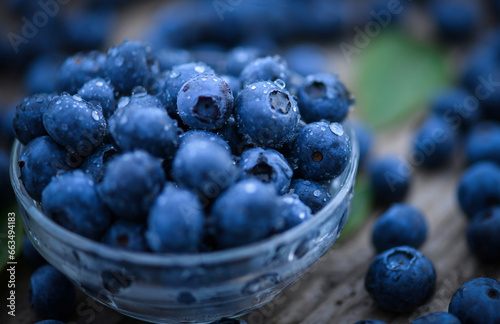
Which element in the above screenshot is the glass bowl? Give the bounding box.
[10,122,359,324]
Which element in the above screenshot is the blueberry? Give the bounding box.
[0,149,13,207]
[353,122,373,167]
[211,179,284,249]
[235,81,300,148]
[284,44,327,77]
[225,46,263,77]
[372,204,428,253]
[56,51,107,94]
[217,115,251,156]
[210,318,248,324]
[42,171,111,240]
[429,0,480,42]
[29,265,76,320]
[466,207,500,262]
[13,93,53,145]
[102,220,149,252]
[457,162,500,219]
[43,93,107,155]
[99,151,166,221]
[465,121,500,166]
[297,73,353,123]
[412,114,457,169]
[105,40,160,94]
[369,155,411,205]
[172,138,237,201]
[353,320,388,324]
[177,74,233,130]
[180,130,231,153]
[117,90,164,110]
[290,179,332,214]
[238,147,293,195]
[18,136,71,201]
[155,48,193,71]
[79,144,119,183]
[411,312,461,324]
[293,122,351,181]
[432,88,481,131]
[22,238,47,269]
[146,183,205,253]
[158,62,215,115]
[365,246,436,312]
[240,56,289,87]
[78,78,116,120]
[449,277,500,324]
[280,193,312,230]
[24,52,64,95]
[109,104,178,159]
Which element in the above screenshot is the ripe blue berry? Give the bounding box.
[29,265,76,319]
[466,207,500,262]
[372,204,428,253]
[42,171,111,240]
[465,121,500,166]
[240,56,289,87]
[297,73,352,123]
[177,74,233,130]
[365,246,436,312]
[102,220,149,252]
[146,184,205,253]
[290,179,332,214]
[18,136,71,201]
[43,93,107,154]
[235,81,300,148]
[78,78,116,120]
[56,51,107,94]
[293,122,351,181]
[99,151,166,221]
[238,147,293,195]
[457,162,500,219]
[411,312,461,324]
[369,155,411,205]
[449,277,500,324]
[432,88,481,130]
[280,193,312,230]
[13,93,53,145]
[211,179,283,249]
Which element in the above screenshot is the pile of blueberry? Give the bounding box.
[14,40,353,257]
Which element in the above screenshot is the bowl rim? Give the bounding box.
[10,121,359,267]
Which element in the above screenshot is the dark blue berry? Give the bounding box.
[297,73,352,123]
[42,171,111,240]
[225,46,263,77]
[146,183,205,253]
[13,94,54,145]
[105,40,160,94]
[56,51,107,94]
[109,104,178,159]
[22,238,47,269]
[79,143,118,183]
[432,88,481,131]
[240,56,289,87]
[235,81,300,148]
[465,121,500,166]
[211,179,283,249]
[177,74,233,130]
[466,207,500,262]
[102,220,149,252]
[372,204,428,253]
[290,179,332,214]
[369,155,411,205]
[457,162,500,219]
[29,265,76,320]
[238,147,293,195]
[449,277,500,324]
[293,122,351,181]
[78,78,116,120]
[18,136,71,201]
[99,151,166,221]
[180,130,231,153]
[280,193,312,230]
[412,115,457,169]
[411,312,461,324]
[172,138,237,201]
[43,93,107,154]
[365,246,436,312]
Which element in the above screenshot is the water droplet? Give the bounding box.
[132,87,147,97]
[73,95,83,102]
[114,55,125,67]
[35,97,44,103]
[274,79,286,89]
[92,111,100,120]
[170,71,180,78]
[242,274,280,295]
[118,97,130,109]
[251,85,257,90]
[329,123,344,136]
[95,80,104,87]
[313,190,321,197]
[194,65,206,73]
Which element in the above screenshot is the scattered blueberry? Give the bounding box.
[449,277,500,324]
[280,193,312,230]
[29,265,76,320]
[78,78,116,120]
[372,203,428,253]
[411,312,461,324]
[369,155,411,205]
[13,93,53,145]
[466,207,500,262]
[239,56,289,87]
[289,179,331,214]
[431,88,481,131]
[465,121,500,166]
[102,220,149,252]
[365,246,436,312]
[56,51,107,94]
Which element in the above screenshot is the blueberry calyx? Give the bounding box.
[487,289,499,299]
[193,96,220,122]
[248,154,276,183]
[305,81,327,99]
[269,91,290,114]
[385,250,416,270]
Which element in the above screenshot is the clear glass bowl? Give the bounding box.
[10,122,359,324]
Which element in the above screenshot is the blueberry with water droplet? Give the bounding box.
[78,78,116,119]
[289,179,331,214]
[13,93,54,144]
[240,56,290,87]
[279,193,312,230]
[56,51,107,94]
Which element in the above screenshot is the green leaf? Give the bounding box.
[0,205,24,272]
[355,30,451,129]
[340,174,372,241]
